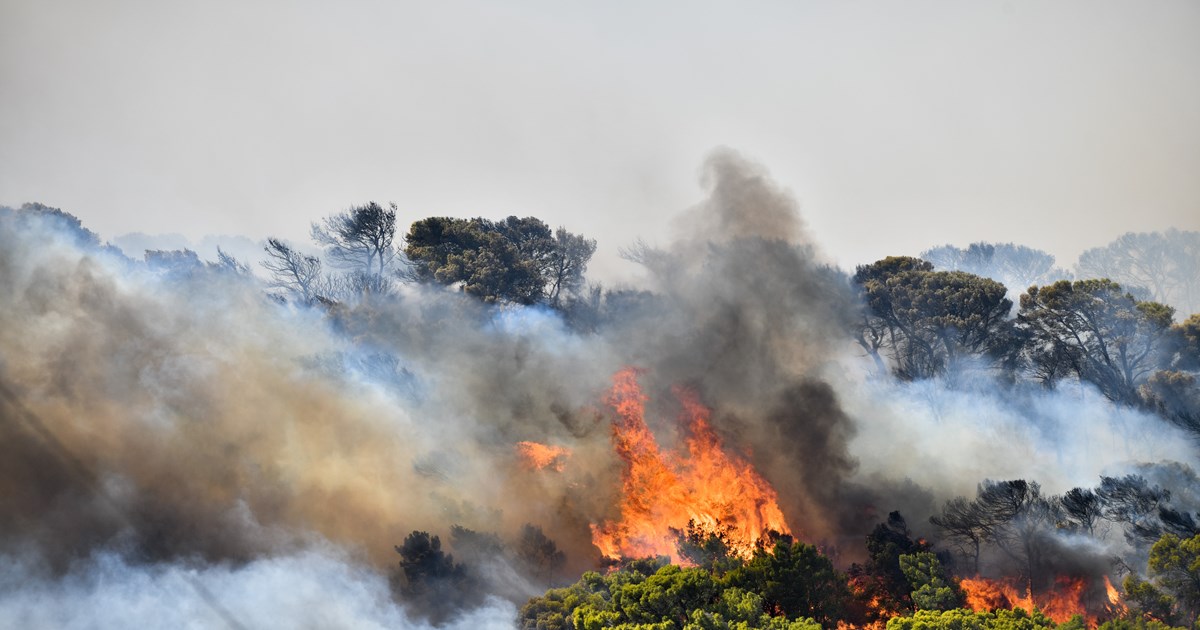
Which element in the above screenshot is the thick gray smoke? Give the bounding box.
[597,148,862,542]
[1,150,1197,627]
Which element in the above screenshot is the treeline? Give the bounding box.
[261,202,597,307]
[920,237,1200,316]
[853,255,1200,440]
[7,199,1200,445]
[516,510,1200,629]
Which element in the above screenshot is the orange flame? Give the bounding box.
[1103,575,1128,618]
[590,367,790,562]
[960,575,1099,626]
[516,441,571,472]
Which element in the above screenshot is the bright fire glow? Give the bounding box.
[1103,576,1128,618]
[960,576,1097,626]
[590,367,790,562]
[516,441,571,472]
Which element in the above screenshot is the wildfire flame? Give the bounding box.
[960,575,1100,626]
[1103,575,1128,618]
[516,441,571,472]
[590,367,790,562]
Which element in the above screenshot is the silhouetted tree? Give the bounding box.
[208,247,250,276]
[1077,230,1200,316]
[394,531,471,621]
[516,523,566,588]
[976,480,1062,596]
[1165,314,1200,371]
[1155,507,1200,539]
[849,512,932,620]
[311,201,398,296]
[144,249,204,276]
[932,480,1062,593]
[545,227,597,307]
[261,238,324,304]
[448,524,505,563]
[1058,487,1103,536]
[1096,475,1173,546]
[853,256,1015,379]
[922,242,1070,295]
[931,497,989,574]
[1019,279,1174,404]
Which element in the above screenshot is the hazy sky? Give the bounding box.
[2,0,1198,278]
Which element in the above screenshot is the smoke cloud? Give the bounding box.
[1,149,1197,626]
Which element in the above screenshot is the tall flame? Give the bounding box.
[590,367,790,562]
[1103,575,1128,618]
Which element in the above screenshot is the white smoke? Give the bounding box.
[0,545,516,630]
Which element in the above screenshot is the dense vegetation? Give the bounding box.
[503,513,1200,629]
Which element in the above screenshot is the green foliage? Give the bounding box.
[885,607,1060,629]
[619,556,673,577]
[519,571,613,630]
[725,539,852,626]
[684,589,822,629]
[404,215,594,305]
[1123,574,1178,625]
[519,543,841,630]
[674,520,737,574]
[900,552,962,611]
[1147,533,1200,623]
[609,565,721,625]
[522,564,721,629]
[1095,618,1191,630]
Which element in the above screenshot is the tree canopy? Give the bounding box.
[1076,230,1200,316]
[310,201,399,296]
[1018,279,1174,404]
[922,241,1070,294]
[853,256,1015,379]
[404,215,595,305]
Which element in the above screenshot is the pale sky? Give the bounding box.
[2,0,1198,279]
